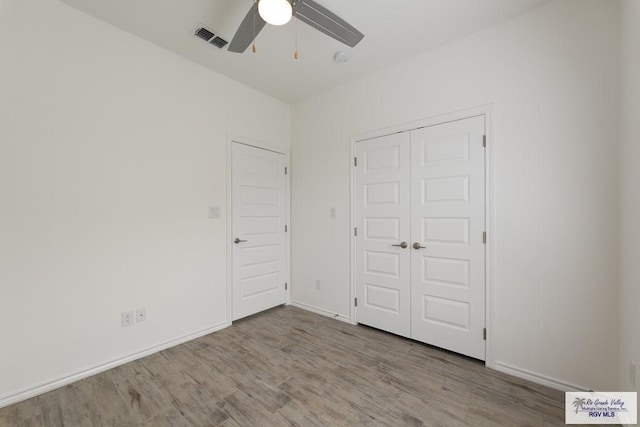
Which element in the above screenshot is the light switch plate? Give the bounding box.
[208,206,221,219]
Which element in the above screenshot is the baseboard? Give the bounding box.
[493,361,588,392]
[0,320,230,409]
[290,301,351,324]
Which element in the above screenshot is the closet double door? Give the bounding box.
[355,115,486,360]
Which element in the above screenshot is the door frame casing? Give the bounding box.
[226,135,291,325]
[349,104,495,368]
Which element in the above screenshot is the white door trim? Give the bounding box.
[226,135,291,325]
[349,104,495,367]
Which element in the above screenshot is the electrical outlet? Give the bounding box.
[136,308,146,323]
[330,208,336,219]
[121,311,134,327]
[315,280,321,290]
[631,360,636,387]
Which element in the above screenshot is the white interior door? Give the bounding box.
[410,116,486,360]
[232,142,287,321]
[355,132,412,338]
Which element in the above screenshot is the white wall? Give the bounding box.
[0,0,289,405]
[619,0,640,396]
[291,0,620,390]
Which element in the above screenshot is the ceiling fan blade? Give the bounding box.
[228,2,267,53]
[295,0,364,48]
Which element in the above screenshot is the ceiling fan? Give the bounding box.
[227,0,364,54]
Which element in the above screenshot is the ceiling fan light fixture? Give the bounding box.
[258,0,292,26]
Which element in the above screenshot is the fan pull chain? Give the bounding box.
[252,0,257,53]
[293,2,299,59]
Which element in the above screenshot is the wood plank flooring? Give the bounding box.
[0,306,571,426]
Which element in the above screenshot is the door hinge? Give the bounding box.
[285,225,288,232]
[354,297,358,307]
[354,157,357,167]
[354,227,358,237]
[483,231,486,244]
[285,283,288,290]
[483,134,487,148]
[285,166,288,175]
[483,328,487,340]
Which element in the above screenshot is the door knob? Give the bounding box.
[392,242,408,249]
[234,238,247,244]
[413,242,426,250]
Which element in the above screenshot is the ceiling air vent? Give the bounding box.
[209,36,228,49]
[194,26,228,49]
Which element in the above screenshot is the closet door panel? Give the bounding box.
[410,116,486,360]
[355,132,412,338]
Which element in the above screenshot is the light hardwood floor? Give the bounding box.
[0,306,570,426]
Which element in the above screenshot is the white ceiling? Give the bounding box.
[57,0,553,103]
